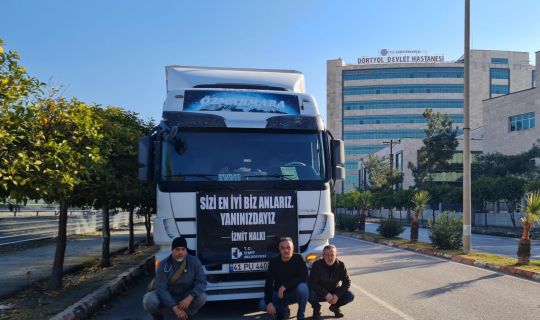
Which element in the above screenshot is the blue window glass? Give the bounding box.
[491,58,508,64]
[491,84,509,95]
[343,99,463,110]
[490,68,510,80]
[344,129,463,140]
[345,145,386,155]
[343,67,464,80]
[345,161,358,170]
[509,112,535,132]
[343,114,463,125]
[343,84,463,95]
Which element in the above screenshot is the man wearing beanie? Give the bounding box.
[143,236,207,320]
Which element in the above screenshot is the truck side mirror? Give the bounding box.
[138,136,152,182]
[330,139,345,181]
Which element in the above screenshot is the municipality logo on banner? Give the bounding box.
[231,247,243,259]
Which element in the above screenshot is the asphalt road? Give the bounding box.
[364,222,540,260]
[92,235,540,320]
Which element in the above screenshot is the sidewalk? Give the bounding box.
[0,225,147,298]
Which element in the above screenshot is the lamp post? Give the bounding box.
[463,0,472,253]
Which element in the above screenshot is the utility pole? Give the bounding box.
[463,0,472,253]
[383,139,401,189]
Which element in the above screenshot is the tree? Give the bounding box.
[494,177,525,228]
[357,190,372,233]
[408,109,459,187]
[517,191,540,265]
[394,189,415,221]
[0,38,44,203]
[75,107,144,267]
[29,97,103,290]
[361,154,401,190]
[472,176,498,227]
[410,191,430,242]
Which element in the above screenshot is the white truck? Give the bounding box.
[138,66,345,301]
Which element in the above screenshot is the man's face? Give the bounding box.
[323,248,337,266]
[279,240,294,260]
[172,246,187,261]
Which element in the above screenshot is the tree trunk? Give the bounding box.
[410,219,419,242]
[517,238,531,265]
[49,197,68,291]
[101,205,111,267]
[128,207,135,254]
[359,208,366,234]
[484,203,488,227]
[509,211,516,229]
[144,213,153,246]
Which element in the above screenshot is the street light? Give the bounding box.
[383,139,401,189]
[463,0,472,253]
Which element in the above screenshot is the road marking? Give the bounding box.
[350,283,416,320]
[335,234,540,285]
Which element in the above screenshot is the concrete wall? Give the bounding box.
[483,86,540,155]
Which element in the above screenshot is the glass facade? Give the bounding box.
[344,84,463,95]
[344,114,463,125]
[343,67,463,80]
[344,99,463,110]
[490,68,510,97]
[345,144,386,155]
[344,129,426,140]
[509,112,535,132]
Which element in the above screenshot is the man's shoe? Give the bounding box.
[312,307,322,319]
[328,305,344,318]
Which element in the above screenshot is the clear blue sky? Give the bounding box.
[2,0,539,123]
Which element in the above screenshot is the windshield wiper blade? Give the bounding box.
[164,173,218,181]
[243,174,296,180]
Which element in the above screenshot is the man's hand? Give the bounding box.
[277,285,287,299]
[266,302,277,316]
[172,305,188,320]
[330,294,339,305]
[325,293,333,303]
[177,295,194,311]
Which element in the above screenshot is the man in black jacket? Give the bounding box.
[308,244,354,319]
[259,237,309,320]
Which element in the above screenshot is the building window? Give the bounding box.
[343,84,463,95]
[342,67,464,81]
[491,84,509,95]
[491,58,508,64]
[490,68,510,79]
[343,99,463,110]
[509,112,535,132]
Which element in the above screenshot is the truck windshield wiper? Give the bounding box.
[164,173,218,181]
[243,174,296,180]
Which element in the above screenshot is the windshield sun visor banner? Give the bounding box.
[197,191,298,266]
[183,90,301,115]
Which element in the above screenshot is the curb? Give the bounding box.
[49,254,155,320]
[338,231,540,283]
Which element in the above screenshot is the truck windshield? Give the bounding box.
[161,130,326,182]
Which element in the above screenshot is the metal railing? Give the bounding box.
[0,210,145,247]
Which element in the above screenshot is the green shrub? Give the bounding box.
[377,218,404,238]
[429,212,463,249]
[336,214,359,231]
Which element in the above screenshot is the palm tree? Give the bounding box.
[410,191,430,242]
[357,191,372,233]
[517,191,540,265]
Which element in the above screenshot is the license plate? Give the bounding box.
[229,261,269,272]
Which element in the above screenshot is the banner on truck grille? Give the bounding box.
[196,191,298,265]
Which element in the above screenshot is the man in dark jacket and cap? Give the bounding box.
[308,244,354,319]
[143,236,207,320]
